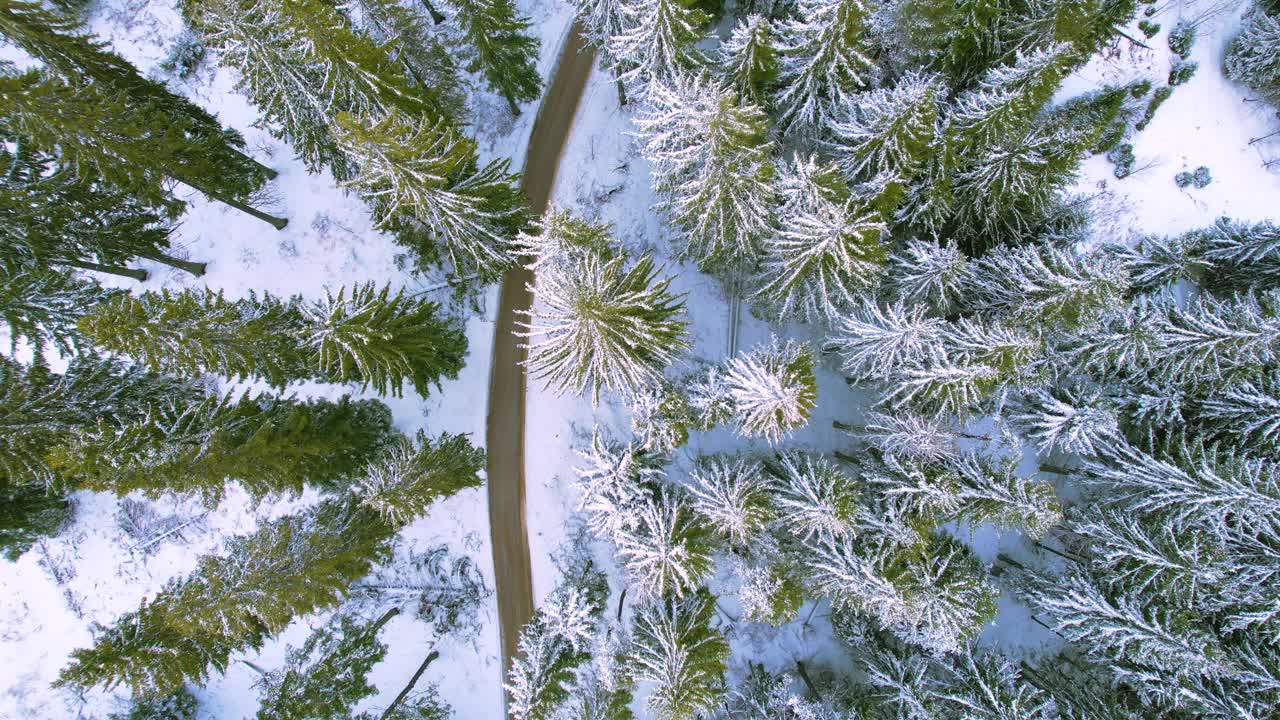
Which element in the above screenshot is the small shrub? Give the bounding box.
[1129,79,1153,97]
[1175,171,1194,188]
[1168,20,1196,58]
[1169,60,1199,86]
[1193,166,1213,188]
[1108,143,1136,179]
[1136,85,1174,130]
[159,32,206,80]
[1139,19,1161,37]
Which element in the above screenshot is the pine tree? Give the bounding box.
[753,155,887,322]
[356,431,485,525]
[515,205,616,271]
[616,492,715,599]
[448,0,542,115]
[767,451,858,542]
[965,243,1130,331]
[79,283,467,397]
[948,43,1076,156]
[829,72,943,183]
[885,239,971,313]
[506,585,599,720]
[1150,291,1280,388]
[1072,510,1225,604]
[0,263,114,359]
[631,591,729,720]
[628,379,695,453]
[1010,385,1120,457]
[523,249,689,402]
[256,612,394,720]
[828,300,945,383]
[57,439,482,696]
[773,0,876,134]
[610,0,707,94]
[946,454,1063,538]
[634,76,775,271]
[0,144,198,280]
[341,0,467,119]
[0,482,71,561]
[851,410,962,463]
[334,111,527,278]
[887,0,1006,89]
[720,15,777,102]
[49,391,397,504]
[573,428,662,543]
[933,649,1056,720]
[1200,217,1280,293]
[685,455,772,547]
[0,0,277,216]
[1226,6,1280,105]
[1196,372,1280,452]
[719,338,818,442]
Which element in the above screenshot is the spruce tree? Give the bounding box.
[505,584,600,720]
[685,455,772,547]
[720,15,777,102]
[634,76,775,271]
[341,0,467,119]
[964,243,1130,331]
[772,0,876,134]
[719,338,817,442]
[356,431,486,525]
[448,0,542,115]
[885,239,971,313]
[256,612,394,720]
[334,111,527,278]
[57,433,483,696]
[522,235,689,402]
[610,0,707,94]
[616,493,716,599]
[1225,5,1280,105]
[79,283,467,397]
[888,0,1005,89]
[0,482,71,561]
[631,591,729,720]
[753,155,888,322]
[829,71,943,183]
[0,263,114,359]
[49,391,397,504]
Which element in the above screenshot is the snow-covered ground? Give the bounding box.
[4,0,1279,717]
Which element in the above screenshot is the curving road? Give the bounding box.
[487,20,595,715]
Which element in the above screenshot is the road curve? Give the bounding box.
[487,20,596,715]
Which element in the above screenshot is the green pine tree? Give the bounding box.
[79,283,468,397]
[0,263,116,359]
[0,482,71,561]
[448,0,542,115]
[631,590,729,720]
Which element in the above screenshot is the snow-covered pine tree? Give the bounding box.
[773,0,876,134]
[946,453,1063,538]
[335,110,527,278]
[80,283,467,397]
[448,0,542,115]
[573,428,661,543]
[754,156,888,322]
[615,492,715,599]
[886,0,1005,89]
[356,431,486,525]
[630,590,729,720]
[1226,5,1280,105]
[0,144,197,279]
[827,300,945,383]
[107,687,198,720]
[634,76,775,272]
[1119,230,1212,292]
[721,15,777,102]
[932,648,1056,720]
[1009,385,1121,458]
[523,249,689,402]
[57,438,483,696]
[720,338,818,442]
[948,43,1076,156]
[0,0,276,214]
[49,391,397,504]
[1150,291,1280,388]
[610,0,707,94]
[256,612,394,720]
[767,451,859,542]
[514,205,616,271]
[556,634,636,720]
[505,585,599,720]
[685,455,772,547]
[629,379,696,453]
[0,264,114,359]
[1072,510,1225,605]
[1195,372,1280,452]
[829,71,942,183]
[0,354,205,486]
[1200,217,1280,293]
[964,243,1130,331]
[574,0,627,63]
[885,239,972,314]
[852,410,962,463]
[0,482,71,561]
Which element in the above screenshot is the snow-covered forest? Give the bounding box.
[3,0,1280,718]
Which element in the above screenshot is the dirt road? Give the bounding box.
[487,20,595,714]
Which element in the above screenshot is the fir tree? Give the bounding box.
[256,611,395,720]
[885,239,972,313]
[946,454,1063,538]
[628,379,695,453]
[685,455,772,547]
[448,0,542,115]
[1196,372,1280,452]
[334,111,527,278]
[341,0,467,118]
[933,649,1056,720]
[505,585,599,720]
[767,451,858,542]
[720,15,777,102]
[720,338,818,442]
[828,300,944,382]
[1226,6,1280,105]
[1151,291,1280,388]
[829,71,943,183]
[851,410,962,463]
[49,392,397,504]
[1200,217,1280,293]
[0,263,115,359]
[753,155,888,322]
[616,493,715,599]
[572,428,661,544]
[634,76,775,271]
[523,248,689,402]
[888,0,1005,89]
[773,0,876,134]
[610,0,707,94]
[356,431,485,526]
[0,482,71,561]
[79,283,467,397]
[1010,385,1120,457]
[631,591,729,720]
[965,243,1130,331]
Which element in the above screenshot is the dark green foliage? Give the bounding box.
[256,613,390,720]
[108,687,199,720]
[1135,85,1172,130]
[50,392,396,503]
[1225,5,1280,104]
[1168,19,1195,58]
[79,284,468,397]
[1169,59,1198,86]
[1108,143,1136,178]
[1137,19,1159,37]
[356,431,486,526]
[158,31,207,79]
[0,264,116,359]
[57,497,395,696]
[0,482,71,561]
[1175,166,1212,189]
[448,0,542,111]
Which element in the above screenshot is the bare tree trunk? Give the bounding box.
[420,0,445,24]
[178,176,289,230]
[616,587,627,623]
[795,661,821,701]
[380,649,440,720]
[63,259,148,282]
[240,659,267,676]
[143,252,207,277]
[504,92,522,117]
[615,75,627,107]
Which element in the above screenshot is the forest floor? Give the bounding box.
[486,20,595,711]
